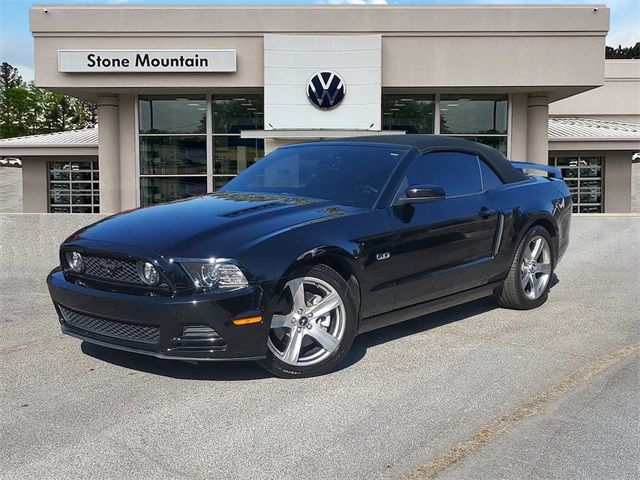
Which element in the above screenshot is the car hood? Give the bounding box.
[69,192,355,258]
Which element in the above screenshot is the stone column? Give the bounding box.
[526,94,549,165]
[117,94,137,210]
[97,95,121,213]
[21,158,48,213]
[603,151,632,213]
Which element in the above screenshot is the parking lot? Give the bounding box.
[1,214,638,479]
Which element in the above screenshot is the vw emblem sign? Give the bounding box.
[307,71,346,110]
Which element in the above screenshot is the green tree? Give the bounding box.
[605,42,640,59]
[74,99,98,129]
[0,85,38,138]
[0,62,22,92]
[0,62,97,139]
[41,91,72,132]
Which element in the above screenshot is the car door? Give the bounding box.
[387,150,500,309]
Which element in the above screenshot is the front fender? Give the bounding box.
[509,210,561,265]
[236,209,391,319]
[291,245,359,275]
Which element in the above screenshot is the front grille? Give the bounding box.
[60,306,160,344]
[82,254,142,284]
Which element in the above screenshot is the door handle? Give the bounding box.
[479,207,497,218]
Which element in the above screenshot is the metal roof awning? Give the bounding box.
[240,130,406,140]
[0,128,98,157]
[548,118,640,151]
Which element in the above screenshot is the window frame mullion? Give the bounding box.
[206,94,213,192]
[434,93,441,134]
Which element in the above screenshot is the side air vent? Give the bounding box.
[169,325,226,352]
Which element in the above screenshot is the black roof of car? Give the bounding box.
[331,134,528,184]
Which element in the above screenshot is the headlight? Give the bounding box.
[65,251,84,273]
[180,259,248,291]
[137,261,160,286]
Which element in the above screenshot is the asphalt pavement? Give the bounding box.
[1,214,638,480]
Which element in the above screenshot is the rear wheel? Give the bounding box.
[259,265,357,378]
[498,226,554,310]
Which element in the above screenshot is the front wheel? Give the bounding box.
[259,265,357,378]
[497,226,555,310]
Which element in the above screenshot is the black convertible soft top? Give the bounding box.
[340,134,528,184]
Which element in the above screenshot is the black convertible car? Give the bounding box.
[48,135,571,377]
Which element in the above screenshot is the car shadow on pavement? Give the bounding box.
[337,297,499,372]
[81,342,270,381]
[81,274,559,379]
[339,273,560,372]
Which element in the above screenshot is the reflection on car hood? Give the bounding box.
[69,192,355,258]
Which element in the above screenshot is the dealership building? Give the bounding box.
[1,4,639,214]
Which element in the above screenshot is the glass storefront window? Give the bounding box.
[213,136,263,175]
[212,176,235,191]
[213,95,264,134]
[440,95,508,135]
[140,136,207,175]
[48,160,100,213]
[140,177,207,206]
[139,96,206,134]
[382,94,508,155]
[139,95,208,206]
[138,93,512,206]
[212,95,264,187]
[550,155,604,213]
[382,95,435,133]
[139,95,264,206]
[441,94,508,155]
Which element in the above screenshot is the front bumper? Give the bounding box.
[47,269,271,361]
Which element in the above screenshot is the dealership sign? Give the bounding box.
[58,49,236,73]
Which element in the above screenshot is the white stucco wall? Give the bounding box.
[264,34,381,131]
[550,60,640,124]
[26,5,612,212]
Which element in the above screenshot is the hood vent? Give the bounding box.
[220,202,285,218]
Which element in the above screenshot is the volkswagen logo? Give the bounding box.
[307,71,346,110]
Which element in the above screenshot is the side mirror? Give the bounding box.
[399,184,446,204]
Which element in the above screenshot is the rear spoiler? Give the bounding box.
[511,161,562,179]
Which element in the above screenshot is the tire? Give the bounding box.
[259,264,358,378]
[497,225,555,310]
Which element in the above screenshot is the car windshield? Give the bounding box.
[221,144,405,208]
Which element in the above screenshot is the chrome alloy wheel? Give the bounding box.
[267,276,346,367]
[520,235,552,300]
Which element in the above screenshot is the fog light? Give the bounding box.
[66,251,84,273]
[137,261,160,286]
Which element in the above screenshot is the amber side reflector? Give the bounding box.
[232,316,263,326]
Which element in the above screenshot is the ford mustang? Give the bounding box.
[47,135,571,378]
